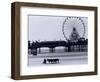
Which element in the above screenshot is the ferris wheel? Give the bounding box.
[62,16,86,40]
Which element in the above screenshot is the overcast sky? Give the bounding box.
[28,15,88,42]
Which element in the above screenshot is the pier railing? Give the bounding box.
[28,38,88,55]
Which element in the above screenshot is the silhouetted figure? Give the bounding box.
[43,59,46,64]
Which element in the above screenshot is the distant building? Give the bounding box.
[28,27,88,55]
[69,27,80,42]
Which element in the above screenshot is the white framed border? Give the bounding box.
[20,6,95,75]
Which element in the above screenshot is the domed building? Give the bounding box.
[68,27,87,52]
[69,27,80,42]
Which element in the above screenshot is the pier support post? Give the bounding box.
[32,48,37,56]
[49,48,55,53]
[64,47,68,52]
[38,48,41,54]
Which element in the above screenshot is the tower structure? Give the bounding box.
[69,27,80,41]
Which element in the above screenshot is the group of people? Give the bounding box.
[43,58,59,64]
